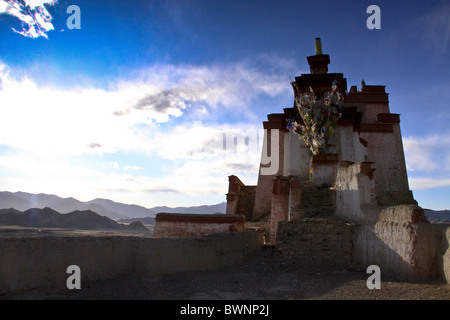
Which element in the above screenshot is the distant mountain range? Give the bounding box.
[1,191,447,225]
[0,207,148,231]
[0,191,226,220]
[423,209,450,224]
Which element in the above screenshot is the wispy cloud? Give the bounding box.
[420,3,450,55]
[0,0,58,39]
[116,63,291,117]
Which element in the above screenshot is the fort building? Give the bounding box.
[225,38,448,281]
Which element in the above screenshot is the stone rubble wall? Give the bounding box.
[299,186,335,217]
[236,186,257,221]
[442,227,450,283]
[275,217,353,267]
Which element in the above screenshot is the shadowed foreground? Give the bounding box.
[6,248,449,300]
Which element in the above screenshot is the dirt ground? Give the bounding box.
[7,246,449,301]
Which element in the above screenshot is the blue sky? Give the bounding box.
[0,0,449,210]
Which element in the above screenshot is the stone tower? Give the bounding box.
[227,38,416,220]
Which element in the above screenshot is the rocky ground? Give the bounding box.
[7,247,449,301]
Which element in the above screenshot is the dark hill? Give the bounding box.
[0,207,148,231]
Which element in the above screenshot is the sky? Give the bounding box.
[0,0,449,210]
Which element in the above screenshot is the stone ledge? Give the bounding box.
[313,153,339,163]
[377,113,400,123]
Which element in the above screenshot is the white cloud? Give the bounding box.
[0,69,147,157]
[24,0,54,9]
[124,165,143,171]
[0,61,288,157]
[107,161,120,169]
[408,177,450,190]
[404,135,450,191]
[0,0,58,39]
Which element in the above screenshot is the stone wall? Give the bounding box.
[153,213,246,238]
[415,223,450,282]
[0,231,263,295]
[351,205,442,281]
[441,226,450,283]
